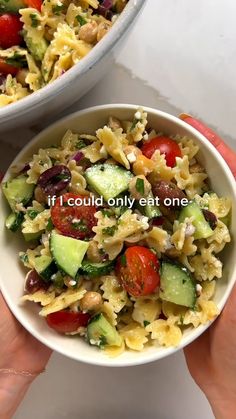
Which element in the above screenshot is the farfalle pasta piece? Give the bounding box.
[174,156,207,199]
[120,322,149,351]
[171,218,197,256]
[132,297,162,326]
[208,193,231,219]
[146,319,182,347]
[207,220,231,253]
[22,209,50,235]
[162,301,187,323]
[68,160,89,195]
[146,227,171,253]
[177,136,199,160]
[21,290,55,306]
[39,286,87,316]
[101,301,118,326]
[126,108,148,144]
[0,75,29,107]
[82,141,107,162]
[133,155,155,176]
[96,126,129,169]
[93,210,149,260]
[61,130,80,152]
[190,245,222,281]
[104,340,125,358]
[27,149,52,184]
[150,150,174,182]
[101,275,129,313]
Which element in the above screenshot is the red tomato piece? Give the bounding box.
[24,0,42,11]
[0,59,18,76]
[116,246,160,297]
[46,311,91,334]
[51,193,97,239]
[0,14,23,49]
[141,136,182,168]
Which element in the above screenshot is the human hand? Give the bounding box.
[180,114,236,419]
[0,291,52,418]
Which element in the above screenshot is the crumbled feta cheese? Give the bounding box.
[69,280,77,286]
[196,284,202,296]
[143,132,149,141]
[139,216,149,230]
[134,111,142,120]
[51,274,57,281]
[90,339,99,346]
[72,218,81,223]
[127,152,137,163]
[185,223,196,237]
[165,235,173,250]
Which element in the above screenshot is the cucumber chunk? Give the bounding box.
[23,231,43,242]
[5,212,23,232]
[0,0,25,12]
[144,193,162,219]
[179,201,213,239]
[85,164,133,201]
[80,260,114,277]
[50,230,89,278]
[2,175,34,211]
[87,313,122,347]
[34,255,57,282]
[23,30,48,62]
[160,262,197,308]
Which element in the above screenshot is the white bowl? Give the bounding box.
[1,104,236,367]
[0,1,145,132]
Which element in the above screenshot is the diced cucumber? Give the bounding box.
[34,255,57,281]
[144,193,162,219]
[0,0,25,13]
[85,164,133,201]
[80,260,114,277]
[23,231,43,242]
[5,212,24,232]
[179,201,214,239]
[23,30,48,62]
[87,313,122,347]
[160,262,197,308]
[50,230,89,278]
[220,213,231,227]
[2,175,34,211]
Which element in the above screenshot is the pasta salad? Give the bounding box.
[0,0,129,106]
[2,108,232,356]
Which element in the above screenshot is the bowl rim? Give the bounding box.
[0,0,145,121]
[1,103,236,367]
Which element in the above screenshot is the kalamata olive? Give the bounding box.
[25,270,48,294]
[152,180,187,208]
[20,163,30,174]
[37,165,71,196]
[203,209,217,230]
[151,216,165,227]
[97,0,113,19]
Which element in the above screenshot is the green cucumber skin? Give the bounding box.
[34,255,57,282]
[50,231,89,279]
[85,164,133,202]
[87,313,122,347]
[2,175,34,211]
[179,201,213,240]
[160,262,197,309]
[80,260,114,277]
[23,231,43,242]
[0,0,25,12]
[5,212,24,232]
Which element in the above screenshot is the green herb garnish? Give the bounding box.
[102,225,117,236]
[52,4,66,15]
[27,210,39,220]
[46,218,54,231]
[76,140,86,150]
[143,320,150,327]
[6,53,27,68]
[120,254,127,267]
[30,13,39,28]
[135,178,144,195]
[76,15,87,26]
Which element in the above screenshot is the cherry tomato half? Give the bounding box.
[24,0,42,11]
[0,58,18,76]
[141,136,182,168]
[0,14,23,49]
[46,311,91,334]
[51,193,97,239]
[116,246,160,297]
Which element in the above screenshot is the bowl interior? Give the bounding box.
[1,105,236,367]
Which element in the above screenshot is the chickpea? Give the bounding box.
[16,69,29,87]
[87,241,103,263]
[79,21,98,44]
[129,175,151,200]
[34,185,48,204]
[80,291,102,312]
[97,21,112,42]
[190,163,205,174]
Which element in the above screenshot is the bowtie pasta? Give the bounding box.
[0,0,129,106]
[2,108,231,356]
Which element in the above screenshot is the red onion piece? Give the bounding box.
[151,216,165,227]
[70,151,84,163]
[37,165,71,196]
[97,0,113,19]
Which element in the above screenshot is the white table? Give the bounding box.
[2,0,236,417]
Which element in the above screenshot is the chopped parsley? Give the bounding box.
[143,320,150,327]
[6,53,27,69]
[120,254,127,267]
[30,13,39,28]
[101,209,112,218]
[102,225,117,236]
[135,177,144,195]
[130,118,138,131]
[76,15,87,26]
[46,218,54,231]
[76,140,86,150]
[72,219,89,233]
[52,4,66,15]
[27,210,39,220]
[99,335,107,348]
[19,253,29,264]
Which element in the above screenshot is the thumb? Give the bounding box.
[179,113,236,178]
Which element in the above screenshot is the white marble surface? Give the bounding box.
[2,0,236,417]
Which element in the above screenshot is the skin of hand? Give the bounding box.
[181,115,236,419]
[0,292,52,419]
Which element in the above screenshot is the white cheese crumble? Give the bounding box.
[100,145,108,158]
[127,152,137,163]
[69,280,77,286]
[139,216,149,230]
[185,223,196,237]
[196,284,202,296]
[143,132,149,141]
[134,111,142,120]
